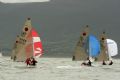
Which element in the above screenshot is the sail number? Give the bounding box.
[21,32,27,37]
[18,37,27,45]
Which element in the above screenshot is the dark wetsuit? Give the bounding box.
[87,60,92,66]
[13,56,16,61]
[72,56,75,61]
[102,61,106,65]
[31,59,37,66]
[109,61,113,65]
[81,60,92,66]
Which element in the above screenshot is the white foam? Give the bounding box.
[0,0,50,3]
[56,65,82,69]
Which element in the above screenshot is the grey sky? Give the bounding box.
[0,0,120,57]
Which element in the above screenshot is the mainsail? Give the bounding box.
[72,25,89,61]
[11,18,43,61]
[97,32,109,61]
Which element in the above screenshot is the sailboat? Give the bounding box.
[73,25,100,61]
[11,18,43,62]
[96,32,118,65]
[72,25,90,61]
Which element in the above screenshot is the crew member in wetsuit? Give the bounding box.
[81,60,92,66]
[25,58,31,66]
[87,60,92,66]
[31,58,37,66]
[102,60,107,65]
[109,60,113,65]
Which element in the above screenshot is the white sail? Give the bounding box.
[106,39,118,57]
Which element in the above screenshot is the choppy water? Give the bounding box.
[0,57,120,80]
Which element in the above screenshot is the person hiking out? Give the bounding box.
[81,60,92,66]
[81,62,87,66]
[25,58,31,66]
[31,58,37,66]
[87,60,92,66]
[13,56,16,61]
[109,60,113,65]
[102,60,106,65]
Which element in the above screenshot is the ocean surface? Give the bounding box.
[0,0,120,58]
[0,57,120,80]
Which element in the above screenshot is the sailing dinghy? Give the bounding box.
[72,25,89,61]
[73,25,100,61]
[96,32,118,65]
[11,18,43,62]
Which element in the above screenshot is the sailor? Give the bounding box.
[31,58,37,66]
[81,62,87,66]
[86,60,92,66]
[102,60,106,65]
[81,58,88,66]
[25,58,31,66]
[13,56,16,61]
[81,60,92,66]
[72,56,75,61]
[108,60,113,65]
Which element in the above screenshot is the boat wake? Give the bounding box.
[56,65,83,69]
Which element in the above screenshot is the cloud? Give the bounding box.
[0,0,50,3]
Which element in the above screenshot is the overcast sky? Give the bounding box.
[0,0,120,57]
[0,0,50,3]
